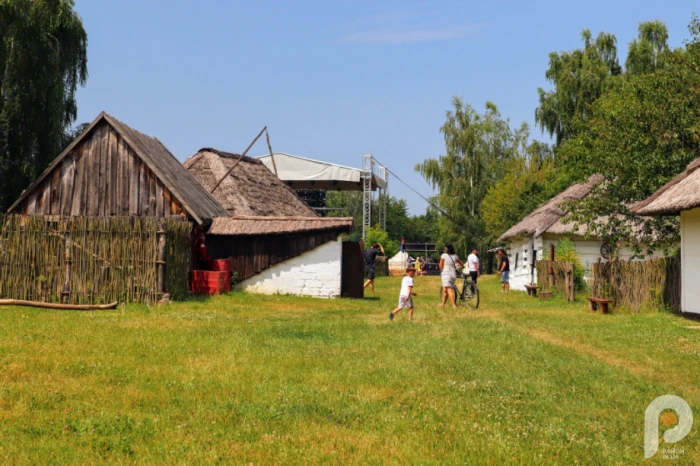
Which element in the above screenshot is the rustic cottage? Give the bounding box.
[498,175,661,291]
[184,149,355,298]
[632,157,700,316]
[8,112,228,224]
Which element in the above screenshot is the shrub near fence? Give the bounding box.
[535,260,575,302]
[0,215,192,305]
[591,256,681,312]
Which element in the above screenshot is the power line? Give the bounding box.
[381,165,486,244]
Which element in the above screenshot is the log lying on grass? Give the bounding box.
[0,300,119,311]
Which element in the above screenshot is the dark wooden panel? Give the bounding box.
[60,155,76,216]
[109,127,119,216]
[129,148,138,215]
[206,232,340,282]
[97,123,108,216]
[49,163,61,215]
[71,142,86,216]
[119,137,129,215]
[87,127,99,216]
[342,241,364,298]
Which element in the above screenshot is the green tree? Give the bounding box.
[535,29,621,145]
[560,17,700,252]
[0,0,88,210]
[625,21,670,75]
[482,141,568,241]
[416,98,527,255]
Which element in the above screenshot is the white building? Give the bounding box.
[498,175,662,291]
[633,157,700,316]
[185,148,355,298]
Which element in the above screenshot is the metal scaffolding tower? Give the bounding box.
[378,166,388,232]
[362,154,373,241]
[362,154,389,241]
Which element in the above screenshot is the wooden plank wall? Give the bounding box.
[18,121,187,218]
[206,232,339,282]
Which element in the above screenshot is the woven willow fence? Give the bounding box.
[0,215,192,305]
[535,260,575,302]
[591,256,681,312]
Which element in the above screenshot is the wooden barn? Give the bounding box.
[8,112,228,224]
[184,149,357,298]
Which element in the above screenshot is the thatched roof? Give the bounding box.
[631,157,700,216]
[497,175,604,242]
[208,216,353,236]
[8,112,229,225]
[184,148,317,218]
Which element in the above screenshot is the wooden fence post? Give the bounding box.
[62,224,71,304]
[566,263,574,302]
[157,223,167,298]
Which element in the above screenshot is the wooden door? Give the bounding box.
[341,241,364,299]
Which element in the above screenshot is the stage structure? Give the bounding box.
[258,153,389,240]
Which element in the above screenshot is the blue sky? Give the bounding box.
[74,0,698,214]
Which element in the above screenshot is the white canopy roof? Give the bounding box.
[258,153,387,191]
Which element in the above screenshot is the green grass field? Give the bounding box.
[0,275,698,464]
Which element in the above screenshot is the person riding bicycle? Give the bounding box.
[439,243,464,308]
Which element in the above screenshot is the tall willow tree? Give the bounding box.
[0,0,88,210]
[416,98,527,255]
[625,21,670,75]
[535,29,621,146]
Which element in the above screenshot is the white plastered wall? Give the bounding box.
[236,235,343,299]
[681,208,700,315]
[506,234,667,292]
[505,236,538,291]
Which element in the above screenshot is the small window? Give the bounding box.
[515,253,519,270]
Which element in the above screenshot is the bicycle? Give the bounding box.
[440,272,480,309]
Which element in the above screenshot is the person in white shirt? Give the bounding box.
[389,266,417,321]
[467,248,480,284]
[439,243,465,308]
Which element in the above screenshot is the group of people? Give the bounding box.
[365,242,512,321]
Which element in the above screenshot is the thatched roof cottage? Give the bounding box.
[185,149,355,298]
[632,157,700,315]
[498,175,661,291]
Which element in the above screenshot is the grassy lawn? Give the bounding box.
[0,275,698,464]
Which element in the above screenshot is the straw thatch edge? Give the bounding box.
[208,216,354,236]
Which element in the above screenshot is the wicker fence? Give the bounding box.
[591,256,681,312]
[535,260,575,302]
[0,215,192,305]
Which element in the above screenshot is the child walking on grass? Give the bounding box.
[389,266,417,321]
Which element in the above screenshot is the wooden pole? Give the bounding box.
[210,126,267,194]
[157,223,166,297]
[265,129,278,176]
[0,299,119,311]
[62,227,71,303]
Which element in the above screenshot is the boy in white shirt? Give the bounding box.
[467,248,480,284]
[389,266,417,321]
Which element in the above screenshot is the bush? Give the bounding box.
[365,226,399,258]
[555,238,586,291]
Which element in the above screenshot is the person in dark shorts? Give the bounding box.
[364,242,385,293]
[497,248,510,293]
[467,248,480,284]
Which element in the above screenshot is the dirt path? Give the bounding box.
[477,310,700,398]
